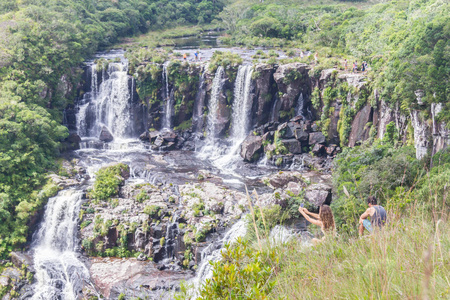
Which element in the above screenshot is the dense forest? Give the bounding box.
[0,0,222,258]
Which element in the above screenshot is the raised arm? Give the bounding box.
[304,209,320,219]
[299,207,323,227]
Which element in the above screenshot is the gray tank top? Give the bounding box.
[372,205,387,227]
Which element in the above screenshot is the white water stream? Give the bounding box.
[31,190,89,300]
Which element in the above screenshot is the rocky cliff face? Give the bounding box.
[67,57,449,165]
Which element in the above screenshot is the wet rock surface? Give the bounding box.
[89,258,193,299]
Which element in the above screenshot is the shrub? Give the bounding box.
[90,163,129,201]
[197,238,276,299]
[143,205,161,218]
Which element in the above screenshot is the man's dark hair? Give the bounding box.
[367,196,377,205]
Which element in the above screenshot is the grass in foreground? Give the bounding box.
[272,212,450,299]
[189,208,449,299]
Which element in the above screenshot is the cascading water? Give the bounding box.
[230,65,254,143]
[213,65,253,171]
[31,190,90,300]
[162,62,174,129]
[76,58,138,142]
[270,95,281,122]
[192,68,207,133]
[199,66,225,156]
[190,220,247,292]
[295,93,306,119]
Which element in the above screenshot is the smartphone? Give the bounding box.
[300,203,304,208]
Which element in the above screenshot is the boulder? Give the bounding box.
[325,145,337,156]
[139,131,150,141]
[10,252,33,271]
[160,130,178,143]
[264,171,305,189]
[311,144,325,155]
[281,139,302,154]
[240,135,263,162]
[66,133,81,144]
[99,126,114,142]
[294,129,309,142]
[304,183,332,207]
[309,132,326,145]
[348,104,372,147]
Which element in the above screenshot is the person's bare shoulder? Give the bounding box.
[368,206,376,216]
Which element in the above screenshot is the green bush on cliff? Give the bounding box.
[90,163,129,201]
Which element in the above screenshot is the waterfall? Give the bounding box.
[295,93,306,119]
[193,68,207,133]
[31,190,89,300]
[190,220,247,293]
[213,65,253,171]
[163,212,179,261]
[230,65,253,143]
[162,62,173,129]
[76,59,137,141]
[270,95,281,122]
[200,66,225,155]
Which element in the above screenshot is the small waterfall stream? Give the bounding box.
[190,220,247,292]
[200,66,225,156]
[162,62,174,129]
[193,68,207,133]
[31,190,89,300]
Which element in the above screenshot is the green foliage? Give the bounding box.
[143,205,161,218]
[198,238,276,299]
[135,189,149,203]
[220,0,449,122]
[90,163,129,201]
[0,0,224,258]
[331,141,421,233]
[208,51,243,76]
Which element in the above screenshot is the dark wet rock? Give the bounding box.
[326,145,337,156]
[309,132,326,145]
[253,64,276,125]
[262,131,274,143]
[99,126,114,142]
[282,139,302,154]
[304,183,332,208]
[10,252,33,272]
[160,130,178,143]
[311,122,319,132]
[66,133,81,144]
[240,134,263,162]
[283,122,299,139]
[312,144,325,155]
[139,131,150,141]
[327,102,341,145]
[294,128,309,142]
[348,104,372,147]
[273,63,311,113]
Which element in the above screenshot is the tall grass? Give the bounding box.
[264,208,450,299]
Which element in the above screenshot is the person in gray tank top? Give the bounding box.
[358,196,387,235]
